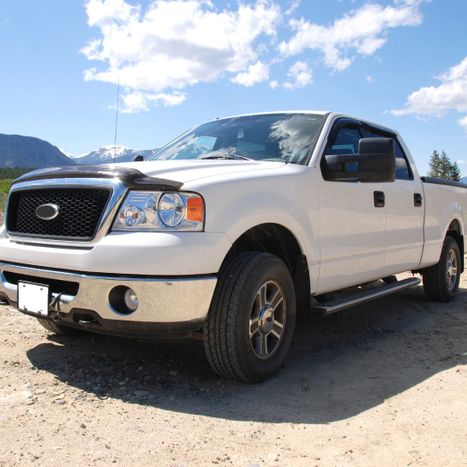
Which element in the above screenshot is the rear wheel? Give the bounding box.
[36,318,84,336]
[423,236,461,302]
[204,252,296,383]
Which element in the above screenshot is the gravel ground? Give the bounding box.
[0,268,466,466]
[0,206,466,466]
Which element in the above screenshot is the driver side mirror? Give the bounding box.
[323,137,396,183]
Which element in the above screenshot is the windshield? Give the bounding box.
[148,113,325,165]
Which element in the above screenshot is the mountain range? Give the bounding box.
[0,134,75,169]
[72,145,156,164]
[0,133,156,168]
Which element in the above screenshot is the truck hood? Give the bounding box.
[113,159,286,185]
[13,159,286,189]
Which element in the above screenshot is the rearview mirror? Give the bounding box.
[323,137,396,183]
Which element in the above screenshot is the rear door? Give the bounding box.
[362,126,424,275]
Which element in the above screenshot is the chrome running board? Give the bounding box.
[311,277,421,316]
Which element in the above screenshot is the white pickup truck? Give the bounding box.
[1,111,466,382]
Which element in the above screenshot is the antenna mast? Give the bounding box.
[113,79,120,163]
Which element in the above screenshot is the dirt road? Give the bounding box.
[0,271,466,466]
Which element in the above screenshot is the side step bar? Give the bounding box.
[311,277,421,316]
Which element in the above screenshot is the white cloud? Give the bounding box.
[231,61,269,87]
[366,75,375,84]
[121,91,186,113]
[81,0,428,112]
[121,91,148,113]
[285,0,300,16]
[279,0,425,71]
[459,116,467,133]
[86,0,139,27]
[82,0,280,112]
[391,56,467,132]
[284,61,313,89]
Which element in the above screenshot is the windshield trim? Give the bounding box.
[302,112,330,166]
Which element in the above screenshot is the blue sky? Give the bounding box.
[0,0,466,175]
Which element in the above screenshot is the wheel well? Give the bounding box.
[222,224,311,312]
[447,219,464,272]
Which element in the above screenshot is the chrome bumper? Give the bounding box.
[0,262,217,325]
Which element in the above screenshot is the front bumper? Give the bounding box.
[0,228,232,276]
[0,262,217,337]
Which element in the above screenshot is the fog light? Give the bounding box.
[124,287,139,312]
[109,286,139,315]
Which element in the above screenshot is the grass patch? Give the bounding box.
[0,179,12,211]
[0,179,12,193]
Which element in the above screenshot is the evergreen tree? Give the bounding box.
[449,161,461,181]
[428,150,441,177]
[427,150,462,181]
[440,151,451,179]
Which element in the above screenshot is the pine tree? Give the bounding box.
[449,161,461,181]
[440,151,451,179]
[428,150,462,181]
[428,150,441,177]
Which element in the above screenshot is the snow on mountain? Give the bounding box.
[73,145,156,164]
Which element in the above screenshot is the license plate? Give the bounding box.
[17,281,50,317]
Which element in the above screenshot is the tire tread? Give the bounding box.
[204,252,292,382]
[423,236,460,302]
[204,252,261,381]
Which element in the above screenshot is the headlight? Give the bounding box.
[158,193,185,227]
[112,191,204,232]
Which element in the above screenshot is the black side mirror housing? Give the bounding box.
[323,137,396,183]
[134,155,144,162]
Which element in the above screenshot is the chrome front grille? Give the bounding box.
[6,187,111,241]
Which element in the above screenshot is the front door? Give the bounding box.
[315,118,388,294]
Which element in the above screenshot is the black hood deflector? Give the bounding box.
[12,165,183,191]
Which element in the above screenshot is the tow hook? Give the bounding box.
[49,292,64,322]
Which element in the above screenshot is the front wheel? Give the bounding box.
[204,252,296,383]
[423,236,461,302]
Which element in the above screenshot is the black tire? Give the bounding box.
[423,236,461,302]
[204,252,296,383]
[36,318,84,336]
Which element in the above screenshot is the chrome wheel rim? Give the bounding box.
[446,249,458,291]
[249,280,286,360]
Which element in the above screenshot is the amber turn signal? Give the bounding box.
[186,196,204,223]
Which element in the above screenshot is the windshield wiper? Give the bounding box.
[199,154,253,161]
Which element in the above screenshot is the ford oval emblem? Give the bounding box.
[35,203,60,221]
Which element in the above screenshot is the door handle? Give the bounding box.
[414,193,423,207]
[374,191,385,208]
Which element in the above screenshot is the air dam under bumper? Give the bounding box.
[0,262,217,337]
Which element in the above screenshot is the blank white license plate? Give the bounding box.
[17,281,49,317]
